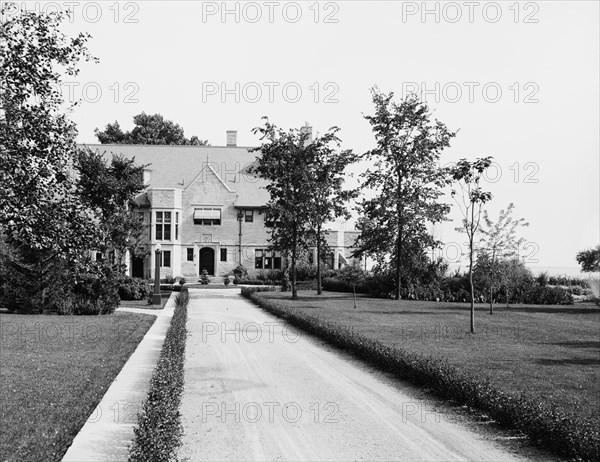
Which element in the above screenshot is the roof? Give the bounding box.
[80,143,270,207]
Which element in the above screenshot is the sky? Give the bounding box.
[4,0,599,276]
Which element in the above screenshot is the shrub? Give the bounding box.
[200,269,210,285]
[161,276,176,284]
[224,276,231,286]
[178,278,186,286]
[129,287,188,461]
[118,276,152,301]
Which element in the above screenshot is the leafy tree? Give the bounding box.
[95,112,208,145]
[74,148,148,266]
[576,245,600,273]
[478,203,529,314]
[250,118,316,299]
[305,127,358,295]
[0,6,102,312]
[356,88,455,300]
[451,157,494,333]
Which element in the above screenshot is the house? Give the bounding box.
[83,130,361,280]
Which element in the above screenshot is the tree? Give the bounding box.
[478,203,529,314]
[0,6,102,312]
[451,157,494,333]
[74,148,148,266]
[576,245,600,273]
[95,112,208,145]
[305,127,358,295]
[356,88,455,300]
[250,118,316,300]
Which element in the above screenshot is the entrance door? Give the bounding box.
[132,256,144,278]
[199,247,215,276]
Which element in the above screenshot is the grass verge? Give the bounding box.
[242,288,600,462]
[0,311,156,462]
[128,286,189,461]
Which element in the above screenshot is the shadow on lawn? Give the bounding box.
[536,357,600,366]
[550,341,600,350]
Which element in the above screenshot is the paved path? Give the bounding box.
[178,288,526,461]
[62,299,175,461]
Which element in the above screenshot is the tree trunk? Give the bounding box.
[395,169,402,301]
[469,246,475,333]
[316,225,322,295]
[506,285,509,308]
[489,250,495,315]
[291,226,298,300]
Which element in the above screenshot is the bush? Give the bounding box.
[224,276,231,286]
[118,276,151,301]
[178,278,186,286]
[200,269,210,285]
[161,276,176,284]
[241,288,599,462]
[233,265,248,284]
[129,287,188,461]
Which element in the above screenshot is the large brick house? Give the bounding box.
[84,130,361,280]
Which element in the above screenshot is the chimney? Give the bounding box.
[300,122,312,145]
[226,130,237,146]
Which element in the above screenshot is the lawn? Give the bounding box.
[0,311,156,462]
[257,291,600,425]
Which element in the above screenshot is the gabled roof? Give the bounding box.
[81,144,270,207]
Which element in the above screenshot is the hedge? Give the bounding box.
[241,287,599,462]
[129,287,189,461]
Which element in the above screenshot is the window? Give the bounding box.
[187,248,194,262]
[254,249,282,269]
[220,248,227,262]
[148,211,152,239]
[193,208,221,226]
[255,250,263,269]
[175,212,179,240]
[244,210,253,223]
[325,253,334,269]
[161,250,171,268]
[156,211,172,240]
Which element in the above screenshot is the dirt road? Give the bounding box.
[178,288,526,461]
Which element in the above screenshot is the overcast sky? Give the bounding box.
[6,1,598,276]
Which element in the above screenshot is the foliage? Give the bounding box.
[200,269,209,285]
[224,276,230,286]
[241,289,598,461]
[178,277,186,285]
[0,7,103,312]
[250,118,317,299]
[74,148,147,264]
[118,276,151,301]
[95,112,208,145]
[355,88,455,301]
[301,125,358,294]
[451,157,494,332]
[478,203,529,314]
[232,265,248,284]
[576,245,600,273]
[129,287,188,462]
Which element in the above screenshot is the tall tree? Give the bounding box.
[250,118,315,300]
[75,148,148,266]
[478,203,529,314]
[305,127,358,295]
[0,6,101,312]
[95,112,208,145]
[356,88,455,300]
[451,157,494,333]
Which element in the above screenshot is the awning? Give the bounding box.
[194,209,221,220]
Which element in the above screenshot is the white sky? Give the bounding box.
[5,0,599,276]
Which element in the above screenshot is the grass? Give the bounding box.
[0,311,156,462]
[249,290,600,460]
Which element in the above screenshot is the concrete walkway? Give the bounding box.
[178,289,526,462]
[62,297,176,461]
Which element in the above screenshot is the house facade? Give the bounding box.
[84,130,361,280]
